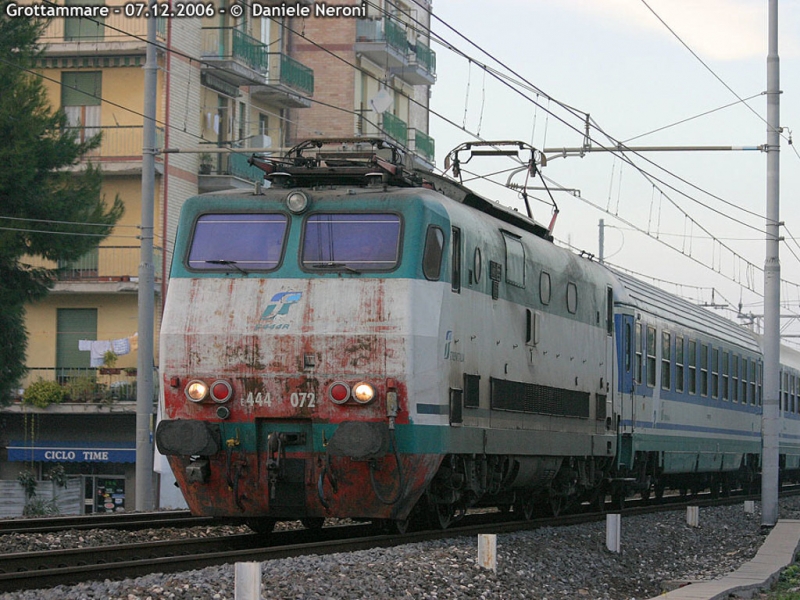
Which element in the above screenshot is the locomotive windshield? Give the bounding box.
[301,213,401,272]
[187,213,288,272]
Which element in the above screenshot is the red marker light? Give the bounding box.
[210,380,232,403]
[329,382,350,404]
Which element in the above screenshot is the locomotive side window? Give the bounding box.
[187,213,288,272]
[688,340,697,394]
[503,233,525,288]
[302,213,401,272]
[473,247,482,283]
[646,326,656,387]
[422,225,444,280]
[566,282,578,314]
[451,226,462,293]
[540,272,551,305]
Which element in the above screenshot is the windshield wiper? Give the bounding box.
[206,260,249,275]
[311,262,361,274]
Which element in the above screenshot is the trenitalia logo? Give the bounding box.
[443,330,465,362]
[256,291,303,330]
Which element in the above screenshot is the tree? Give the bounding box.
[0,6,123,403]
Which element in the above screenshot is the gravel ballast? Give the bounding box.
[3,498,800,600]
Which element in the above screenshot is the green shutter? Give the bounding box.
[56,308,97,377]
[61,72,102,106]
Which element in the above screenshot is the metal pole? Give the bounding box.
[136,11,157,512]
[598,218,605,264]
[761,0,781,528]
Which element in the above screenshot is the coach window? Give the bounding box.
[711,348,720,399]
[688,339,697,394]
[567,282,578,315]
[540,272,551,305]
[722,351,729,401]
[783,372,789,412]
[451,227,462,293]
[646,326,656,388]
[187,213,289,272]
[661,331,671,390]
[700,344,709,397]
[302,213,402,272]
[635,322,643,384]
[732,355,740,402]
[751,360,758,405]
[676,336,684,393]
[742,359,749,404]
[422,225,444,280]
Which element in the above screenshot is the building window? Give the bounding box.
[646,326,656,388]
[61,71,101,141]
[687,339,696,394]
[661,331,671,390]
[64,0,104,40]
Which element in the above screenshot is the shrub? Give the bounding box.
[64,374,99,402]
[22,379,65,408]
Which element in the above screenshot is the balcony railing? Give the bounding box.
[64,125,165,160]
[275,53,314,96]
[414,129,435,162]
[202,27,268,73]
[382,113,407,145]
[227,152,266,183]
[356,18,409,55]
[414,40,436,75]
[24,246,163,283]
[18,368,159,404]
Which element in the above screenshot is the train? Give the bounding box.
[155,138,800,533]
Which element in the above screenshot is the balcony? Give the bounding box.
[391,39,436,86]
[23,246,163,293]
[198,151,266,194]
[201,27,269,87]
[355,17,409,71]
[250,53,314,109]
[38,12,166,58]
[64,125,165,175]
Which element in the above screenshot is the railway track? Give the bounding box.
[0,490,780,594]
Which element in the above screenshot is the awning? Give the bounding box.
[7,441,136,463]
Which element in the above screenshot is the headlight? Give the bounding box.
[286,191,309,214]
[352,381,376,404]
[185,380,209,402]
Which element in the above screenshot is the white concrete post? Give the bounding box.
[687,506,699,527]
[606,514,621,553]
[478,534,497,572]
[744,501,756,514]
[235,562,262,600]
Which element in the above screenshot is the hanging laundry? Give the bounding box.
[112,337,131,356]
[89,340,113,367]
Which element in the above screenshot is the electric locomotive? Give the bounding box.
[155,139,619,532]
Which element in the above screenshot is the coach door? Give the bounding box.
[616,313,635,469]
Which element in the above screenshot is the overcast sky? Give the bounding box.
[428,0,800,339]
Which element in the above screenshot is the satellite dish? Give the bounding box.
[369,89,393,114]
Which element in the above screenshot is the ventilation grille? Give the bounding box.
[490,377,590,418]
